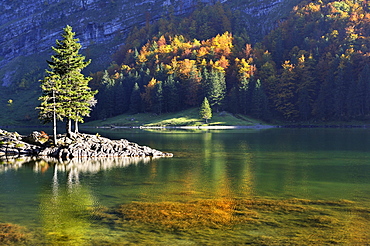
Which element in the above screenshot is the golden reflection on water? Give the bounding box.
[38,157,150,245]
[40,165,94,245]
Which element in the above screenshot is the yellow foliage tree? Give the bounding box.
[141,78,160,111]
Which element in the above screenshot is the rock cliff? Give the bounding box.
[0,0,300,87]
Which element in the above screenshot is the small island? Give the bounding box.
[0,129,172,160]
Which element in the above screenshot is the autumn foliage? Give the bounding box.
[91,0,370,122]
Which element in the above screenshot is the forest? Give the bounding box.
[89,0,370,122]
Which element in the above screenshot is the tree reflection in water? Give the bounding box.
[0,156,152,174]
[0,156,153,244]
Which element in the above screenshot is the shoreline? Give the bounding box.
[2,123,370,131]
[94,124,275,130]
[93,124,370,130]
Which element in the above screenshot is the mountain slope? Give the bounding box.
[0,0,300,87]
[0,0,303,126]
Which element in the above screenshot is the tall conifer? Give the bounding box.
[129,82,141,113]
[204,69,226,112]
[200,97,212,123]
[38,25,97,139]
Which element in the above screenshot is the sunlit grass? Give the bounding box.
[85,108,263,127]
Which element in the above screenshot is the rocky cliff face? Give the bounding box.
[0,0,299,87]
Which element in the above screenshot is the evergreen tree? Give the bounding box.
[333,67,346,120]
[295,54,316,120]
[163,75,180,112]
[358,64,370,116]
[114,79,129,115]
[313,68,335,121]
[273,61,298,119]
[227,87,239,114]
[238,76,249,115]
[129,82,141,113]
[69,70,97,133]
[38,25,97,138]
[297,87,311,121]
[204,69,226,112]
[312,57,338,121]
[251,79,270,120]
[200,97,212,123]
[153,81,163,114]
[37,75,63,144]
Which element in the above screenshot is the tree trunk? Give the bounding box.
[53,109,57,144]
[74,120,79,133]
[66,118,72,138]
[52,90,58,145]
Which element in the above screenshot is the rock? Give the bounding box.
[22,131,49,146]
[38,147,59,157]
[1,129,172,160]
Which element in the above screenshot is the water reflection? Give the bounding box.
[41,164,95,245]
[0,156,152,174]
[36,157,151,244]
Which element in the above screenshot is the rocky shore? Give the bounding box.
[0,129,173,160]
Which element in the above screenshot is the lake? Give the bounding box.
[1,128,370,245]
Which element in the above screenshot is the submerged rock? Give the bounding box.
[0,130,173,160]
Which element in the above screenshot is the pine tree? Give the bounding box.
[333,66,346,120]
[37,75,63,144]
[358,64,370,116]
[204,69,226,112]
[274,61,298,119]
[238,76,249,115]
[200,97,212,123]
[153,81,163,114]
[163,75,180,112]
[129,82,141,113]
[251,79,270,120]
[38,25,97,139]
[101,70,116,118]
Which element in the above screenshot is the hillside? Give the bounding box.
[91,0,370,123]
[0,0,301,126]
[1,0,369,126]
[0,0,300,88]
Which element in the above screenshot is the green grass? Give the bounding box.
[85,108,264,127]
[0,85,40,126]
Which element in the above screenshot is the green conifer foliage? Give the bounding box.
[153,81,163,114]
[204,69,226,112]
[129,82,141,113]
[38,25,97,139]
[251,79,270,120]
[38,75,63,144]
[199,97,212,124]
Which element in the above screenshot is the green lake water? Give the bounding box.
[1,128,370,245]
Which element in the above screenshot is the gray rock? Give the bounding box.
[1,130,173,160]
